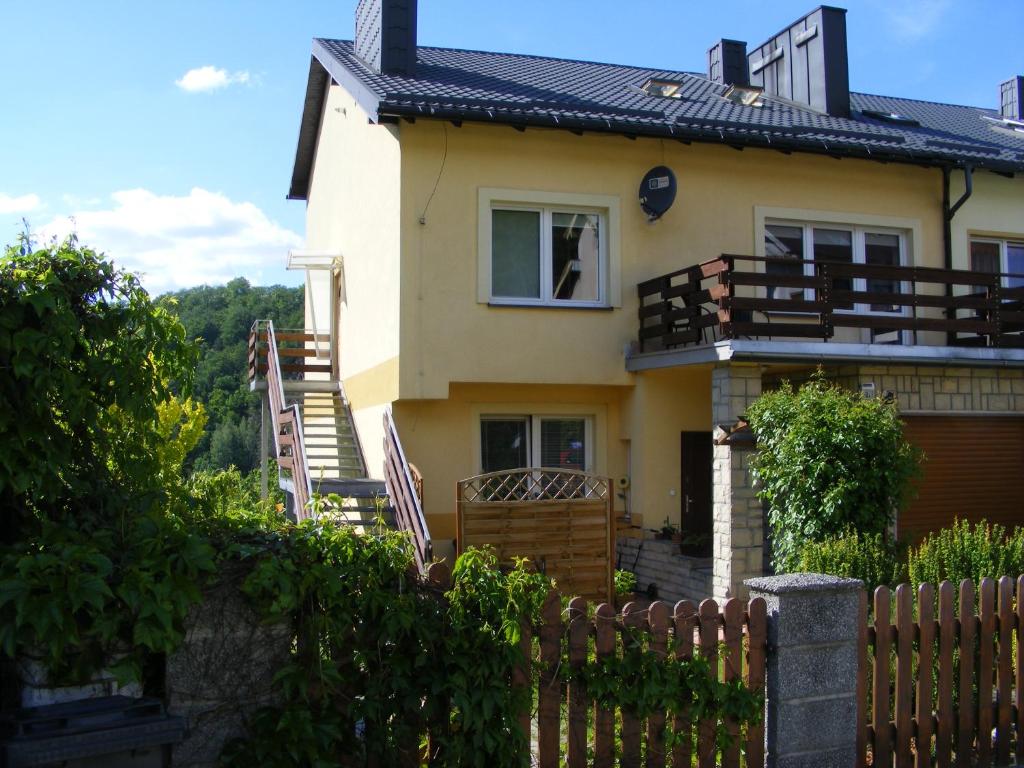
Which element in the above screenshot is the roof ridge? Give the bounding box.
[851,89,996,114]
[316,37,694,79]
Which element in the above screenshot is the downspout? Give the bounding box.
[942,165,974,343]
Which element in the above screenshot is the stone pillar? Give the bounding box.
[711,364,763,601]
[745,573,863,768]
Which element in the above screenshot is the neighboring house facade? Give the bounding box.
[285,0,1024,600]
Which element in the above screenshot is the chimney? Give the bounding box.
[747,6,850,117]
[1001,76,1024,121]
[354,0,417,76]
[708,39,749,86]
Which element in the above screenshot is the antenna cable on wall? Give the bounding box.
[418,122,448,224]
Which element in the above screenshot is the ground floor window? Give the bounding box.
[480,415,591,473]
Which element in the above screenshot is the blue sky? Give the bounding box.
[1,1,1021,293]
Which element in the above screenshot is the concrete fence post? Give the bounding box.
[745,573,863,768]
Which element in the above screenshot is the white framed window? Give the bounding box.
[970,237,1024,289]
[764,219,907,314]
[478,188,621,308]
[479,415,592,473]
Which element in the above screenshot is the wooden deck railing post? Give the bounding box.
[746,573,863,768]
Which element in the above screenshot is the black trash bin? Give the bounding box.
[0,696,184,768]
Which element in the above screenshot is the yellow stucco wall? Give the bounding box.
[949,169,1024,269]
[396,120,944,399]
[303,83,404,476]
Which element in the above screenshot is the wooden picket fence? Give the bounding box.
[861,576,1024,767]
[427,562,767,768]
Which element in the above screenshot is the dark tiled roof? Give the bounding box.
[290,40,1024,198]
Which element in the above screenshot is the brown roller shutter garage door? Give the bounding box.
[899,416,1024,544]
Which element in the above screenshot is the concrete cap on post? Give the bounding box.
[745,573,864,768]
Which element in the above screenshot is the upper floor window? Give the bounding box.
[490,206,605,306]
[970,237,1024,289]
[764,220,906,313]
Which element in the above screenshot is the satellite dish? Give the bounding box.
[639,165,677,221]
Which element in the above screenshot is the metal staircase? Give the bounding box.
[248,320,432,568]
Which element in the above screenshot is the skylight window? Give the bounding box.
[642,79,682,99]
[862,109,920,127]
[722,84,764,107]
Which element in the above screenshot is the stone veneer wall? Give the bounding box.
[711,365,764,601]
[616,538,712,603]
[764,365,1024,414]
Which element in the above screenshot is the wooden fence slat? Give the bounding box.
[672,601,698,768]
[874,586,894,767]
[937,581,956,768]
[721,599,744,768]
[567,597,588,768]
[697,599,719,768]
[916,583,935,768]
[594,603,616,768]
[958,580,977,768]
[978,578,995,767]
[856,588,869,768]
[895,584,914,768]
[745,597,766,768]
[646,601,670,768]
[1016,576,1024,763]
[621,602,645,768]
[538,591,561,768]
[997,576,1014,765]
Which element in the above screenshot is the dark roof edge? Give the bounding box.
[377,102,1024,174]
[288,41,384,201]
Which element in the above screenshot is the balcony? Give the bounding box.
[637,255,1024,360]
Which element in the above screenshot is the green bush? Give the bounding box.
[796,531,907,594]
[614,568,637,597]
[746,372,921,572]
[908,519,1024,586]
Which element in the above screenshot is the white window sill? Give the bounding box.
[487,300,613,311]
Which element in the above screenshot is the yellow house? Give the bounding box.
[268,1,1024,601]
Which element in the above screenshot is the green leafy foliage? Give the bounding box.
[746,372,921,571]
[614,569,637,597]
[224,529,550,768]
[0,518,214,685]
[797,531,908,594]
[908,519,1024,587]
[156,278,303,472]
[0,238,199,539]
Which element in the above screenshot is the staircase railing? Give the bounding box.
[254,319,313,520]
[383,408,432,572]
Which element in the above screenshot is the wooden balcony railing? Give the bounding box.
[638,254,1024,352]
[248,326,331,382]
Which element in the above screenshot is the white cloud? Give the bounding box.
[175,65,251,93]
[0,193,41,215]
[39,188,302,293]
[884,0,952,41]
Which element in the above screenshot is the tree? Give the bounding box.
[0,237,199,540]
[745,371,921,572]
[157,278,303,472]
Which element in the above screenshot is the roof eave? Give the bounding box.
[376,103,1024,174]
[288,41,384,202]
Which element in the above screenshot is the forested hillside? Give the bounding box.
[158,278,303,471]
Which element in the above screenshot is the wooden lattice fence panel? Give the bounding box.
[457,469,613,602]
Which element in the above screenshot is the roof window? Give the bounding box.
[862,109,920,127]
[642,79,682,99]
[722,84,764,107]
